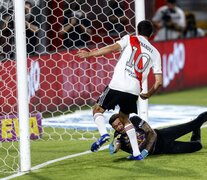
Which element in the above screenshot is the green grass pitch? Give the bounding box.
[1,86,207,180]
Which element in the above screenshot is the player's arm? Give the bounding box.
[25,21,39,33]
[110,139,121,153]
[76,43,121,58]
[1,15,11,29]
[109,134,122,154]
[140,73,162,100]
[140,121,157,152]
[79,24,92,34]
[59,18,77,36]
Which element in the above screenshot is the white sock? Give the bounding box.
[94,113,108,136]
[125,124,141,157]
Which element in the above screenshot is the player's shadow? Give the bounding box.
[112,157,129,162]
[112,154,168,162]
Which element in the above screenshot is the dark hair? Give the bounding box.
[167,0,176,4]
[109,113,120,126]
[138,20,153,38]
[186,12,196,21]
[184,13,197,37]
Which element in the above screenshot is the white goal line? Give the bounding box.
[1,145,109,180]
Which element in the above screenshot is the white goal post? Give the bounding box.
[14,0,31,172]
[0,0,148,174]
[135,0,149,122]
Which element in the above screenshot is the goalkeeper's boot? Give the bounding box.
[91,133,110,152]
[127,154,143,161]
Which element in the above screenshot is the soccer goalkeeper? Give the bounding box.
[108,111,207,159]
[77,20,162,160]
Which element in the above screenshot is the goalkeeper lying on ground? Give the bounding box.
[108,111,207,159]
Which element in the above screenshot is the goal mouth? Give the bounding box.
[0,0,135,174]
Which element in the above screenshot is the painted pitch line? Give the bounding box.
[3,126,207,180]
[1,145,108,180]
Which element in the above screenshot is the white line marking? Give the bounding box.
[2,105,207,179]
[1,146,108,180]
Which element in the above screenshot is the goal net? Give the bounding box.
[0,0,136,173]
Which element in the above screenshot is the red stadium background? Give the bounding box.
[0,37,207,114]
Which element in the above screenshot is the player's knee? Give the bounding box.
[92,104,105,115]
[195,142,202,151]
[118,112,129,125]
[197,143,202,151]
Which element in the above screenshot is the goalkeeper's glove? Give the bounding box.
[141,149,149,159]
[108,143,116,155]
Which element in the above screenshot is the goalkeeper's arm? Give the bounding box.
[109,138,121,155]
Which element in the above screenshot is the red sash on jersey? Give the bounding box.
[130,36,143,91]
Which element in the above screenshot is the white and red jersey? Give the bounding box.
[109,35,162,96]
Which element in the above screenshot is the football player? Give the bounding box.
[77,20,162,160]
[109,111,207,159]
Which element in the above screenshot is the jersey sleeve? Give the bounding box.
[116,34,130,50]
[152,50,162,74]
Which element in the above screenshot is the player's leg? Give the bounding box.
[119,111,142,160]
[190,129,201,142]
[92,104,108,136]
[118,93,142,160]
[191,111,207,141]
[90,103,110,152]
[158,111,207,141]
[166,141,202,154]
[90,87,117,152]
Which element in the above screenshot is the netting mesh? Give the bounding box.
[0,0,136,172]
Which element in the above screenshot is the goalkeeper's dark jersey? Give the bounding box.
[113,116,156,154]
[113,112,206,155]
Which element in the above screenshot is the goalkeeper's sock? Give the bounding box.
[125,123,141,157]
[94,113,108,136]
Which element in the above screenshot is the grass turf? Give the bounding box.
[1,86,207,179]
[14,128,207,180]
[150,86,207,106]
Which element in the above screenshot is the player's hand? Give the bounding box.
[141,149,149,159]
[108,143,115,155]
[76,50,90,58]
[140,93,150,100]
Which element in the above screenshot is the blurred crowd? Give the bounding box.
[0,1,39,61]
[152,0,206,41]
[0,0,206,61]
